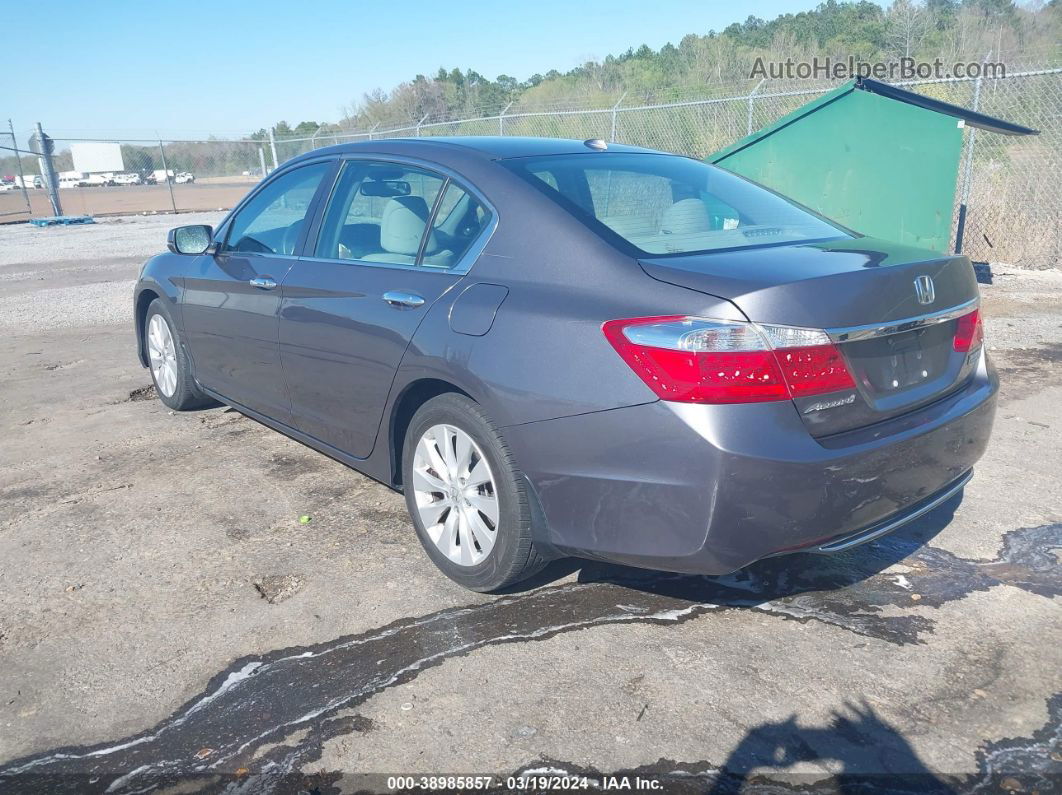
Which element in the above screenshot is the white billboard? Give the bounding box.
[71,142,124,174]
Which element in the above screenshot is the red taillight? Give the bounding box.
[774,344,856,397]
[603,316,855,405]
[953,309,984,352]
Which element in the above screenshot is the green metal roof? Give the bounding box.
[709,81,857,165]
[709,76,1037,165]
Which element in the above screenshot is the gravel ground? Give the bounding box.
[0,213,224,333]
[0,212,224,267]
[0,216,1058,793]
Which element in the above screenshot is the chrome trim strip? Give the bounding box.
[813,469,973,553]
[826,298,978,343]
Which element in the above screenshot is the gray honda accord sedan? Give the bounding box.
[134,137,997,591]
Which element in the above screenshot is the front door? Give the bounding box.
[278,159,495,458]
[181,161,332,423]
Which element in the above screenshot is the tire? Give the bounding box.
[143,299,214,411]
[402,393,549,592]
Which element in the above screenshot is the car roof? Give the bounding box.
[291,136,663,164]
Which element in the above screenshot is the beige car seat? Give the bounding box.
[361,196,454,267]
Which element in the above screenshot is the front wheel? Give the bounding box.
[143,299,214,411]
[402,394,549,592]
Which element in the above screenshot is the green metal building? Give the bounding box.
[708,77,1036,255]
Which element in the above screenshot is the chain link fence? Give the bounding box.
[3,66,1058,267]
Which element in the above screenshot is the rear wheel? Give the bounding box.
[402,394,548,592]
[144,299,214,411]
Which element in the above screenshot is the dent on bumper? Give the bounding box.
[505,357,998,575]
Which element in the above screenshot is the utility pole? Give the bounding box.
[32,122,61,217]
[268,127,279,172]
[157,140,178,215]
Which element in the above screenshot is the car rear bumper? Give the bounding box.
[505,351,997,575]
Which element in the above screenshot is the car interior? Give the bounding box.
[525,158,843,256]
[318,163,492,269]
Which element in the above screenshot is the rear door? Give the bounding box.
[278,159,496,458]
[181,160,333,423]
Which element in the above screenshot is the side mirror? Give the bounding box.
[168,224,213,255]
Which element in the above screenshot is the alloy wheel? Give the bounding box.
[412,423,499,567]
[146,313,178,397]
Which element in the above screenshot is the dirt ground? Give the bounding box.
[0,215,1059,793]
[0,181,254,219]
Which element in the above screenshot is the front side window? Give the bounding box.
[223,162,330,255]
[507,153,849,256]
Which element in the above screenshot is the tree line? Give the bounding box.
[3,0,1057,179]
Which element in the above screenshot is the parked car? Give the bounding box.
[0,181,19,191]
[174,172,195,184]
[77,174,109,187]
[134,137,996,592]
[58,175,83,189]
[20,175,44,189]
[114,172,142,186]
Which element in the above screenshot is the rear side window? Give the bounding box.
[424,183,493,268]
[507,153,848,256]
[223,162,329,255]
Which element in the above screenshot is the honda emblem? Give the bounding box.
[914,275,935,305]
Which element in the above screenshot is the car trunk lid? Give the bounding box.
[639,237,983,437]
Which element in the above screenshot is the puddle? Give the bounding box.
[1,522,1057,793]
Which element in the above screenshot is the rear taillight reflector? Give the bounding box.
[603,316,855,405]
[775,344,856,397]
[953,309,984,352]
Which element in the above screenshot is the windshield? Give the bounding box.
[503,152,850,256]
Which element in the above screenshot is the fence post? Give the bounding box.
[415,114,429,137]
[258,146,267,179]
[368,122,380,141]
[268,127,279,171]
[609,92,627,142]
[499,101,513,136]
[32,122,62,217]
[954,64,987,255]
[157,140,178,215]
[747,78,765,135]
[8,119,32,215]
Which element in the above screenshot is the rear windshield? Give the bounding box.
[503,152,850,256]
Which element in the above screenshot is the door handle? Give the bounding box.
[249,276,277,290]
[383,290,425,309]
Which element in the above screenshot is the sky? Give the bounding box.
[1,0,818,142]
